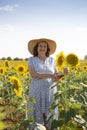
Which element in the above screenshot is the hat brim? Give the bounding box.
[28,38,56,55]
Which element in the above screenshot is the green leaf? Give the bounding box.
[59,109,76,123]
[29,97,36,103]
[20,119,30,129]
[51,119,64,129]
[72,103,82,109]
[65,109,76,123]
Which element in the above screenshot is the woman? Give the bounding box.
[27,38,63,130]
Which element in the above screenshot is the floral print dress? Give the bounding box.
[28,56,58,129]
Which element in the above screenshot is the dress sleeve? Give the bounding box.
[28,57,34,67]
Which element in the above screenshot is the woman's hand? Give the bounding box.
[63,67,69,75]
[51,69,69,82]
[51,73,64,82]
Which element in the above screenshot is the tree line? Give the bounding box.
[0,55,87,61]
[0,56,28,61]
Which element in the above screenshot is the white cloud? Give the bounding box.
[0,24,15,32]
[0,4,19,11]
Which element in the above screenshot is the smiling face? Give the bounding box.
[33,41,50,57]
[37,41,48,56]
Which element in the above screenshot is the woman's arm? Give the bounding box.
[28,66,55,79]
[52,67,69,81]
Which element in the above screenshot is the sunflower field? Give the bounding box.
[0,52,87,130]
[0,60,34,130]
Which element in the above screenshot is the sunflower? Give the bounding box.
[14,88,22,97]
[13,78,22,97]
[82,65,87,71]
[8,76,22,97]
[16,65,26,75]
[66,53,80,67]
[0,67,5,75]
[4,60,10,68]
[55,51,65,70]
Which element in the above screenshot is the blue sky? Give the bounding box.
[0,0,87,59]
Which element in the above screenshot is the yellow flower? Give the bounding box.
[14,88,22,97]
[16,65,26,75]
[83,65,87,71]
[4,60,10,68]
[0,67,5,75]
[66,53,80,67]
[7,77,12,82]
[55,51,65,70]
[8,76,22,97]
[13,78,22,97]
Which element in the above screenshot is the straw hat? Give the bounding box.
[28,38,56,55]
